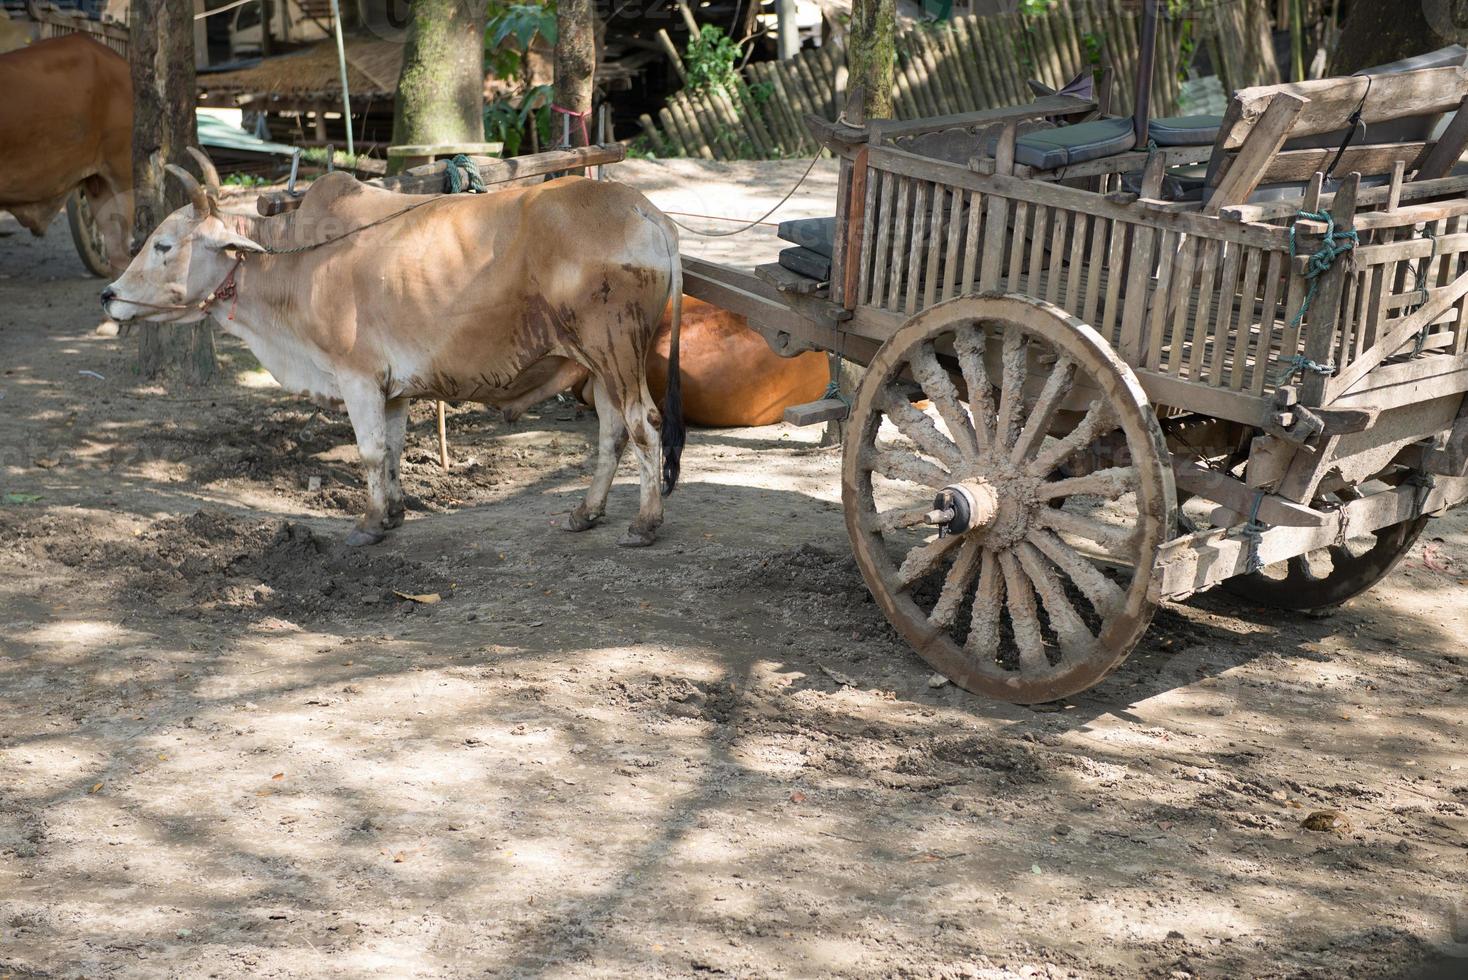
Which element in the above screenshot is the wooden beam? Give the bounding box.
[1414,94,1468,181]
[256,144,626,216]
[1204,93,1306,215]
[1171,458,1330,527]
[1258,142,1431,185]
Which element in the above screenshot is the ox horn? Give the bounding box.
[186,146,221,196]
[165,163,211,217]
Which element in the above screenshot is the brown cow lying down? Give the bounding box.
[103,149,685,548]
[495,297,828,427]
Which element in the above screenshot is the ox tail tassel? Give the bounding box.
[659,250,686,497]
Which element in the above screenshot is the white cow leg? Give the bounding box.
[617,387,664,548]
[341,378,392,547]
[383,397,409,529]
[569,378,626,532]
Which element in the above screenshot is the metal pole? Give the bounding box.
[1133,0,1158,148]
[328,0,354,157]
[776,0,798,60]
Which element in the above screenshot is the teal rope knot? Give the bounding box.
[442,154,486,194]
[1272,353,1336,385]
[1288,208,1358,329]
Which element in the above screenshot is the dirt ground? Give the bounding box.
[2,167,1468,979]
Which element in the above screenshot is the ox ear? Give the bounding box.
[200,224,267,255]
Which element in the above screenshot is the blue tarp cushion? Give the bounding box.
[1148,114,1221,146]
[1009,118,1137,170]
[776,216,836,258]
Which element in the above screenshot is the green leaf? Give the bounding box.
[2,493,42,504]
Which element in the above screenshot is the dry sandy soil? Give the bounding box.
[2,165,1467,979]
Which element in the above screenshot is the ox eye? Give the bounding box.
[153,242,172,255]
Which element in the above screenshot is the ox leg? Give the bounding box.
[617,386,665,548]
[342,379,392,547]
[569,378,627,532]
[382,397,409,530]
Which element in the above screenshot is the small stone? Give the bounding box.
[1053,823,1072,836]
[307,476,322,492]
[95,320,119,337]
[927,673,950,689]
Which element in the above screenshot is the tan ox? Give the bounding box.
[103,150,685,548]
[0,35,132,270]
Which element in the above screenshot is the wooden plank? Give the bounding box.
[1223,172,1468,223]
[1229,246,1265,390]
[871,170,896,306]
[1163,237,1200,376]
[1171,459,1330,527]
[1118,223,1157,362]
[1045,206,1069,305]
[1187,240,1223,381]
[1416,94,1468,181]
[257,144,627,214]
[1251,250,1286,394]
[1083,211,1108,326]
[1208,241,1246,386]
[867,95,1095,142]
[888,177,914,310]
[1218,66,1468,150]
[1101,218,1129,345]
[978,125,1016,289]
[922,182,945,310]
[868,145,1290,250]
[1007,200,1032,293]
[941,186,965,302]
[1204,94,1307,215]
[1327,266,1468,398]
[1259,142,1431,185]
[1065,210,1089,312]
[784,398,850,426]
[1135,366,1272,426]
[1298,174,1360,405]
[958,189,983,299]
[1145,230,1180,371]
[844,148,871,311]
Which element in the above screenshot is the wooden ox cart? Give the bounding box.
[684,48,1468,702]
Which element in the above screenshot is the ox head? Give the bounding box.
[102,148,266,323]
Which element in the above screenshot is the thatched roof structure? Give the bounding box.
[198,36,402,107]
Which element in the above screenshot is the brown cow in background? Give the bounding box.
[0,35,132,271]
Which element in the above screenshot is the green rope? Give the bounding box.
[1275,207,1357,384]
[442,154,486,194]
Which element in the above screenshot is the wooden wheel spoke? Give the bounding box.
[872,503,938,534]
[897,533,964,589]
[994,326,1028,450]
[1010,356,1077,463]
[1034,466,1139,502]
[998,551,1049,674]
[870,448,951,488]
[1024,400,1117,478]
[966,548,1004,661]
[928,537,981,629]
[882,391,964,472]
[952,323,996,448]
[1028,528,1126,620]
[1015,541,1095,658]
[909,341,980,458]
[1034,506,1137,558]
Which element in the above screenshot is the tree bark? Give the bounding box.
[847,0,896,121]
[1330,0,1465,75]
[131,0,215,384]
[391,0,488,148]
[553,0,596,148]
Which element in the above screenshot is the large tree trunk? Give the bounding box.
[391,0,488,148]
[1329,0,1457,75]
[847,0,896,121]
[131,0,214,384]
[553,0,595,148]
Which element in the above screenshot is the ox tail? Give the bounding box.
[659,232,685,497]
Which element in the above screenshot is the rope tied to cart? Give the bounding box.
[1240,489,1269,573]
[1276,207,1358,383]
[442,154,487,194]
[1407,227,1440,357]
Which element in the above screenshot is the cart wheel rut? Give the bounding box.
[842,294,1176,703]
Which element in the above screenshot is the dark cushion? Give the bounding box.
[778,245,831,281]
[1006,117,1137,170]
[776,216,835,258]
[1148,114,1221,146]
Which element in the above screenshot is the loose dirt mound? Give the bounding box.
[31,509,451,620]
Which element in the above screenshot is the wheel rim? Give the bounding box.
[66,190,112,278]
[843,294,1175,703]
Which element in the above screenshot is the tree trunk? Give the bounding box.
[1329,0,1460,75]
[847,0,896,121]
[131,0,215,384]
[554,0,596,149]
[391,0,488,147]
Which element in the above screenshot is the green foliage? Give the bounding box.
[222,172,268,187]
[685,25,741,93]
[1017,0,1055,14]
[302,147,362,169]
[484,83,553,156]
[483,0,555,156]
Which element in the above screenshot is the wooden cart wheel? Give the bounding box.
[843,294,1176,703]
[1218,484,1428,611]
[66,189,113,278]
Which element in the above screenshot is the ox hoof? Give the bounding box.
[345,527,386,547]
[617,527,657,548]
[566,509,602,533]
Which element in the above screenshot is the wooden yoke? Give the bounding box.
[256,143,627,217]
